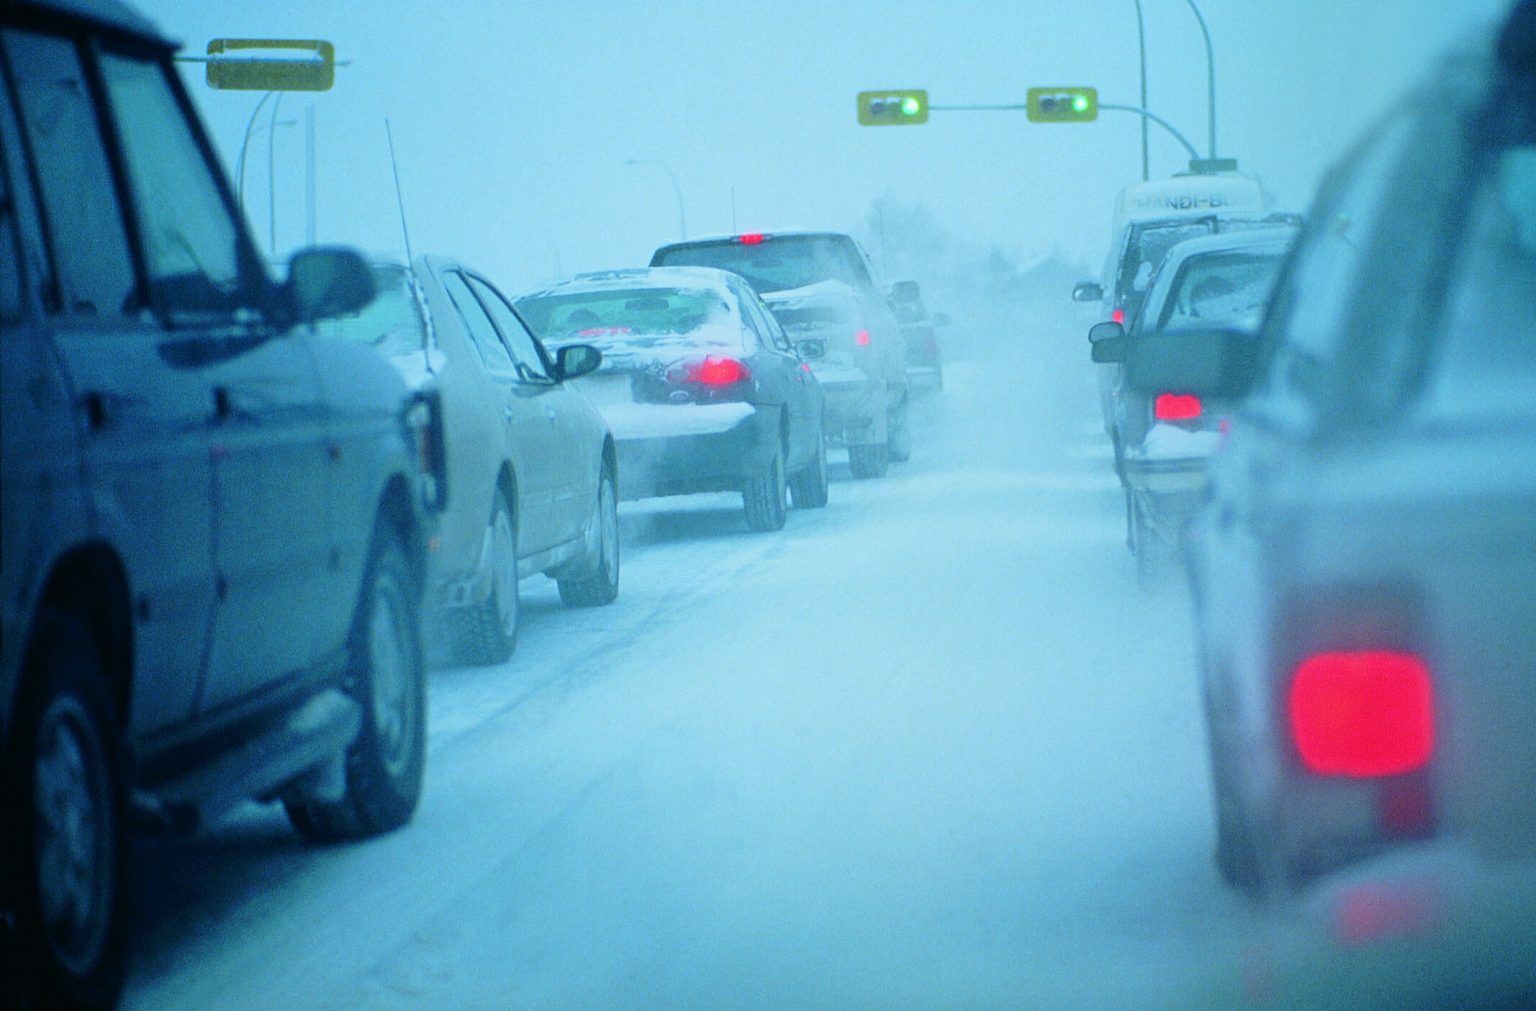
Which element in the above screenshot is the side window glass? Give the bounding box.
[466,275,551,382]
[0,85,22,320]
[3,29,136,317]
[98,51,250,320]
[441,271,517,377]
[750,293,792,351]
[733,288,768,352]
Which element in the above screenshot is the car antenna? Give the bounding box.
[385,118,436,374]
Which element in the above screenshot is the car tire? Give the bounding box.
[848,442,889,480]
[450,494,519,665]
[788,429,829,509]
[743,440,789,532]
[887,396,912,463]
[7,610,129,1010]
[287,525,426,842]
[1129,494,1171,588]
[558,467,620,607]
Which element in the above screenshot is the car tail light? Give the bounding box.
[1155,393,1202,421]
[1112,308,1125,324]
[736,233,765,245]
[1288,651,1435,777]
[855,329,871,346]
[665,355,751,386]
[404,390,448,513]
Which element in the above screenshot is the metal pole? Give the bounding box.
[1100,103,1200,161]
[625,159,687,239]
[267,91,284,256]
[1183,0,1217,158]
[1133,0,1149,180]
[236,90,273,219]
[304,105,316,246]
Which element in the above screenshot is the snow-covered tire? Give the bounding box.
[1130,495,1172,589]
[558,468,620,607]
[7,610,129,1010]
[287,526,426,842]
[450,494,519,665]
[887,396,912,463]
[788,429,829,509]
[848,442,889,479]
[743,440,788,532]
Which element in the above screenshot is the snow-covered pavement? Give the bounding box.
[121,312,1268,1008]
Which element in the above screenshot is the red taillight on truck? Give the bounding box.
[1155,393,1202,421]
[1288,651,1435,777]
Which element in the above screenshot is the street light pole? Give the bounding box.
[1132,0,1149,181]
[1182,0,1217,158]
[625,158,687,240]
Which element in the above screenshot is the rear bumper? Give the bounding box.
[818,376,887,445]
[607,402,778,499]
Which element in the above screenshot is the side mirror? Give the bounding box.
[555,343,602,381]
[889,279,921,303]
[1089,320,1127,363]
[284,246,375,324]
[1125,325,1262,399]
[931,312,952,327]
[795,338,827,361]
[1072,281,1104,303]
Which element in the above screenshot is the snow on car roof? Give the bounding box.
[516,266,740,302]
[1157,225,1299,268]
[760,279,861,310]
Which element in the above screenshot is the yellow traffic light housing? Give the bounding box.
[205,39,335,92]
[857,90,929,126]
[1027,87,1098,123]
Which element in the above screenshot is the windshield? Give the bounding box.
[652,235,873,295]
[1154,248,1288,330]
[516,285,743,356]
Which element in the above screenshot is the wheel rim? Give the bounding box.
[33,695,113,975]
[490,507,518,637]
[599,477,619,583]
[368,571,417,777]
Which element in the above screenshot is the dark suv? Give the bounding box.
[0,2,438,1005]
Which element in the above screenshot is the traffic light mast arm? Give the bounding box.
[930,101,1199,160]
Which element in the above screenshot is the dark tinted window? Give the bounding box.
[653,235,872,295]
[3,29,136,317]
[1154,249,1288,331]
[442,270,517,377]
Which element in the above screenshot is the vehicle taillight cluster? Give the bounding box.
[855,329,871,347]
[1154,392,1202,421]
[665,355,751,387]
[1288,650,1435,778]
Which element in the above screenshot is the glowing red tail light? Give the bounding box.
[1289,651,1435,777]
[667,355,751,386]
[1112,308,1125,324]
[736,233,765,245]
[855,329,871,346]
[1155,393,1202,421]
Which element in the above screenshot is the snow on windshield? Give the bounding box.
[1156,249,1287,330]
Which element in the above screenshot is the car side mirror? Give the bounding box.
[795,338,826,361]
[889,279,921,303]
[931,312,952,327]
[283,246,375,325]
[1125,325,1262,399]
[1072,281,1104,303]
[555,343,602,381]
[1089,320,1127,363]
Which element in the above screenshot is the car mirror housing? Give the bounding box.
[795,338,827,361]
[555,343,602,381]
[1125,324,1263,399]
[1088,320,1124,343]
[1072,281,1104,303]
[283,246,375,325]
[1091,334,1128,363]
[889,279,921,303]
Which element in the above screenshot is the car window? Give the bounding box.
[316,263,426,357]
[1419,145,1536,419]
[97,49,252,320]
[466,274,551,382]
[3,29,137,318]
[441,270,517,377]
[1155,249,1288,331]
[653,235,872,294]
[516,285,742,362]
[740,288,789,351]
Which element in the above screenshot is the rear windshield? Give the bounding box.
[515,286,742,356]
[315,263,425,356]
[1155,249,1288,331]
[653,235,872,295]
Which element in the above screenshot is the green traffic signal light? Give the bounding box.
[1026,86,1098,123]
[857,90,930,126]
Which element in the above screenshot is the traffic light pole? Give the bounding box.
[928,102,1199,163]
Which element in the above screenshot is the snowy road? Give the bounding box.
[121,314,1266,1008]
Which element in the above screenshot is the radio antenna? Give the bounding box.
[384,118,435,374]
[385,118,414,265]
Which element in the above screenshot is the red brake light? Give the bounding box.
[1112,308,1125,324]
[1155,393,1202,421]
[667,355,751,386]
[1289,651,1435,777]
[855,329,871,346]
[736,233,765,245]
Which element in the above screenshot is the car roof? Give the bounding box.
[1159,226,1299,264]
[514,265,741,302]
[10,0,174,49]
[655,229,855,249]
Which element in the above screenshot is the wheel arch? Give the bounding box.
[28,544,133,727]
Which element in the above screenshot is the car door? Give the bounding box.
[468,272,597,546]
[1,27,223,732]
[440,269,563,554]
[741,285,819,469]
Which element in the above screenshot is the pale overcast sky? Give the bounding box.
[135,0,1514,290]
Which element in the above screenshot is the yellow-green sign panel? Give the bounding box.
[206,39,335,92]
[857,90,929,126]
[1026,87,1098,123]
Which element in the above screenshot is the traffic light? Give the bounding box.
[858,90,929,126]
[1027,87,1097,123]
